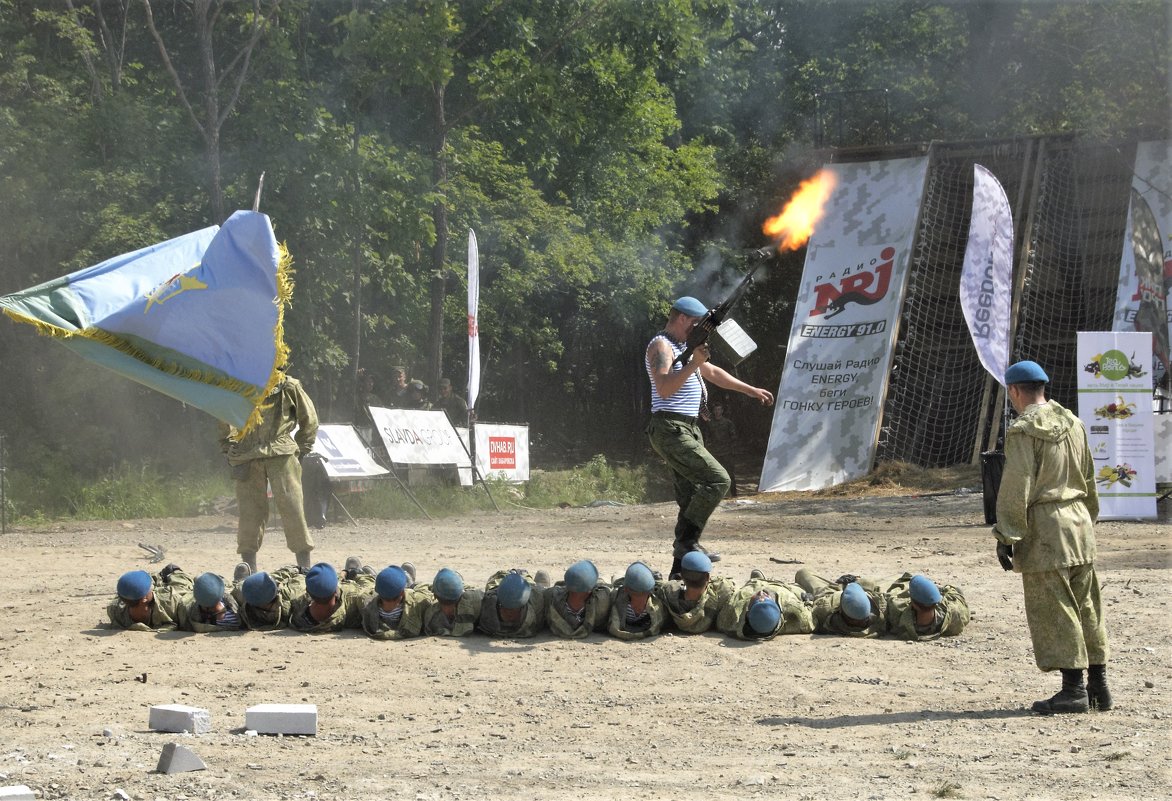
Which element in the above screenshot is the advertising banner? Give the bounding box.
[456,423,531,484]
[1113,141,1171,386]
[369,407,470,467]
[959,164,1013,384]
[1077,331,1157,519]
[760,156,929,492]
[311,425,389,479]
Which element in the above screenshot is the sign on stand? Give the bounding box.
[1076,331,1157,519]
[311,425,389,479]
[456,423,530,485]
[368,407,470,467]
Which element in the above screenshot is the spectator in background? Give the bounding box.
[388,365,409,408]
[407,379,433,410]
[435,377,467,425]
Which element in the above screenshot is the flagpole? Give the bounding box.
[252,172,266,212]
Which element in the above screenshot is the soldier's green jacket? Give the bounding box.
[658,576,736,634]
[419,584,484,636]
[607,580,669,640]
[178,592,244,632]
[545,583,612,639]
[219,377,318,464]
[289,576,374,633]
[477,570,546,638]
[993,400,1098,572]
[810,585,887,637]
[716,579,813,640]
[229,566,305,631]
[882,573,970,641]
[106,570,194,631]
[360,587,429,640]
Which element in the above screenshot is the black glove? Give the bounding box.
[836,574,858,586]
[996,542,1014,571]
[160,563,182,583]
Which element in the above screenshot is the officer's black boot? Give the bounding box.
[1031,668,1089,714]
[668,556,683,581]
[1087,664,1113,711]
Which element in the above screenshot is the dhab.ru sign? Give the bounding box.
[488,436,517,469]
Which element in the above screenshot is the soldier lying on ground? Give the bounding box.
[545,560,611,639]
[608,562,668,640]
[290,559,374,633]
[361,565,429,640]
[107,565,193,631]
[420,568,483,636]
[795,568,887,637]
[178,572,243,632]
[658,550,736,634]
[477,569,547,638]
[716,569,813,640]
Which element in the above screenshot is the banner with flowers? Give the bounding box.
[1077,331,1157,519]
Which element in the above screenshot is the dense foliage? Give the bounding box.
[0,1,1166,506]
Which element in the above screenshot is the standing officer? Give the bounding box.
[645,296,774,579]
[994,360,1110,714]
[220,367,318,573]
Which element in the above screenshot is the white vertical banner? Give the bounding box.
[1077,331,1157,520]
[760,156,929,492]
[959,164,1013,384]
[467,229,481,414]
[1114,141,1171,386]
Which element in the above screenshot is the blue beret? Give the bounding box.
[1004,360,1049,384]
[624,562,656,593]
[242,572,279,606]
[681,551,712,573]
[117,570,152,601]
[564,560,599,593]
[840,582,872,620]
[671,296,708,317]
[747,596,781,634]
[432,568,464,602]
[193,573,225,607]
[376,566,408,600]
[909,575,942,606]
[305,562,339,599]
[496,572,532,609]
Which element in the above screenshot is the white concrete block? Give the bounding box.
[0,786,36,801]
[148,704,211,734]
[156,743,207,774]
[244,703,317,736]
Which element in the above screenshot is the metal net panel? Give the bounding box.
[875,136,1134,468]
[1013,139,1134,409]
[877,140,1032,467]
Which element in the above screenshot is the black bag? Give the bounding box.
[980,450,1005,525]
[300,453,331,529]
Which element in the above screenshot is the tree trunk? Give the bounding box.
[427,79,448,390]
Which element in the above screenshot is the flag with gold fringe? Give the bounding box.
[0,210,291,435]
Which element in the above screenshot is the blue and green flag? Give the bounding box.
[0,210,291,435]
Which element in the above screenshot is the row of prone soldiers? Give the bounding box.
[108,551,970,642]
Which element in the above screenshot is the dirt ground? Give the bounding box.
[0,487,1168,801]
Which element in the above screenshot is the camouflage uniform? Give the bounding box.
[882,573,970,641]
[477,570,547,638]
[178,589,245,633]
[795,569,887,637]
[231,566,305,631]
[658,575,736,634]
[219,375,318,559]
[716,577,813,640]
[994,399,1107,671]
[545,582,612,639]
[361,587,430,640]
[419,584,484,637]
[607,578,669,641]
[106,569,194,631]
[289,574,374,633]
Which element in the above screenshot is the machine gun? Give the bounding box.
[673,253,769,367]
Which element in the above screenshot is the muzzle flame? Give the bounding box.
[762,169,837,252]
